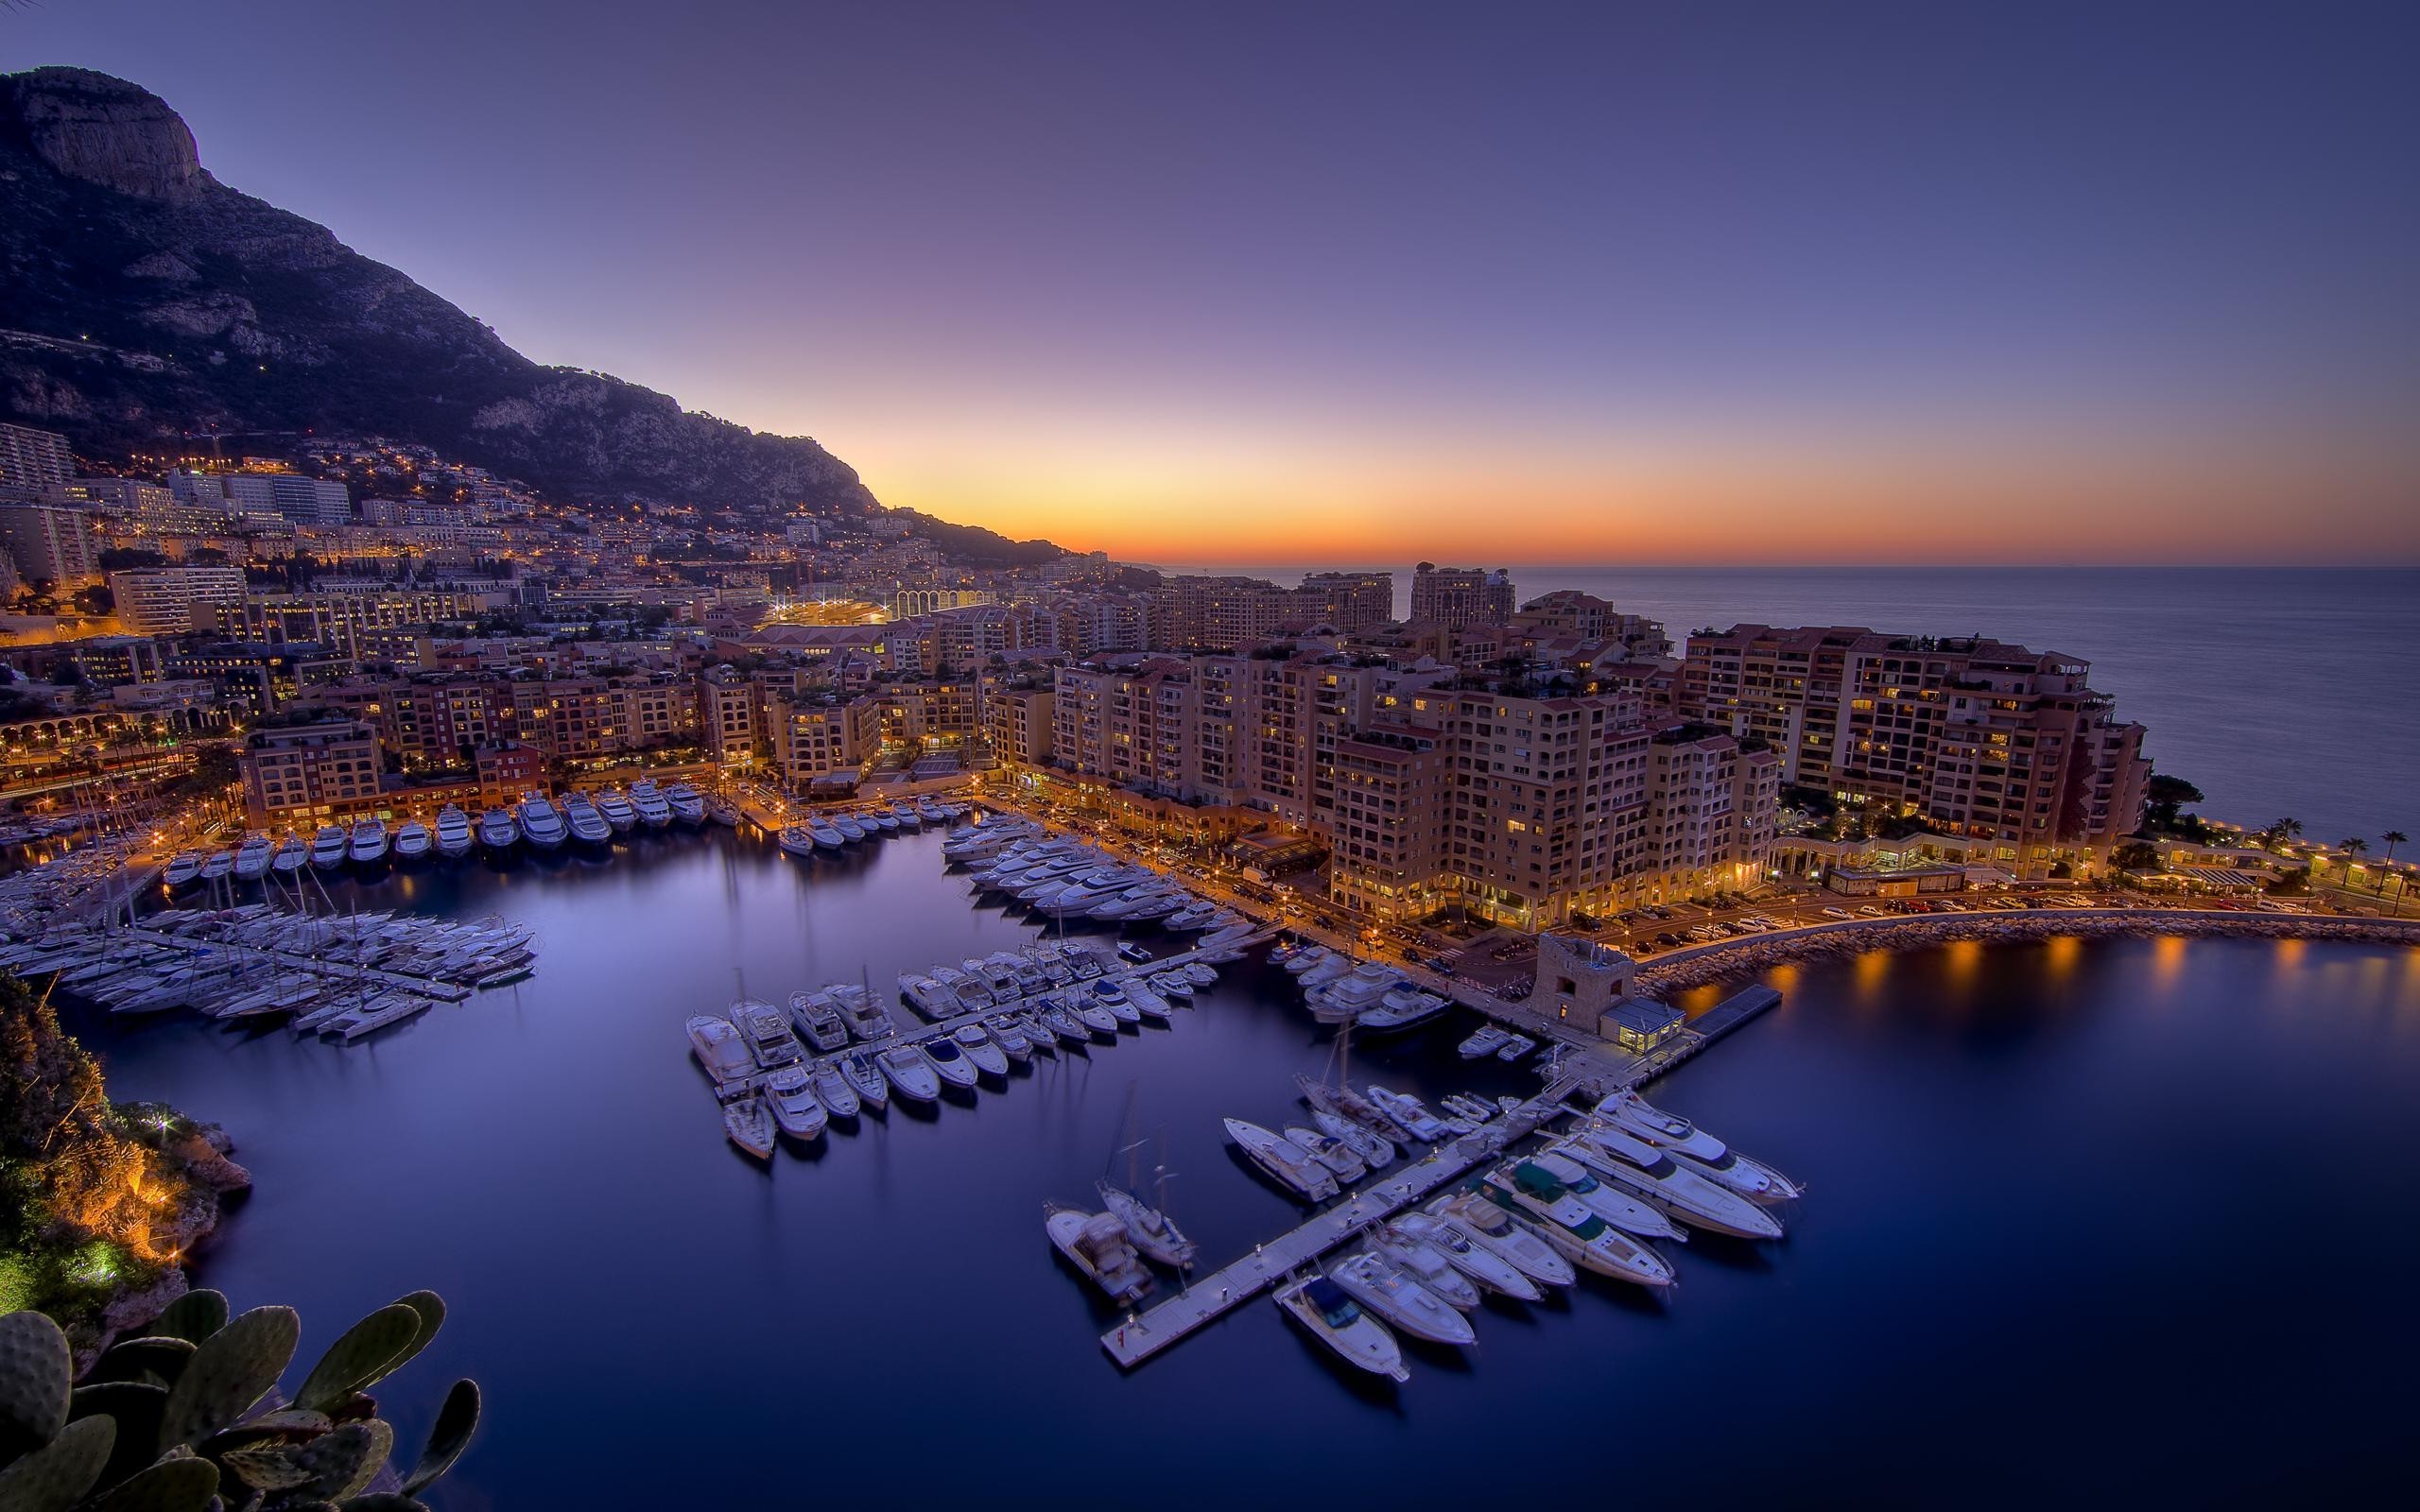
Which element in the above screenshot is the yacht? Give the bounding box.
[1496,1033,1536,1062]
[270,836,310,874]
[1426,1190,1578,1288]
[1097,1180,1199,1270]
[953,1023,1011,1077]
[778,826,821,858]
[666,782,707,825]
[1593,1088,1805,1203]
[1125,981,1175,1022]
[923,1034,979,1090]
[562,793,612,846]
[348,818,389,868]
[1555,1129,1786,1240]
[1224,1118,1340,1201]
[477,807,520,852]
[897,974,955,1021]
[1523,1151,1687,1241]
[1037,1004,1090,1046]
[686,1014,754,1085]
[1275,1274,1408,1383]
[233,834,274,882]
[788,990,851,1052]
[1357,984,1451,1033]
[309,824,351,870]
[629,780,673,829]
[1384,1213,1541,1301]
[1367,1228,1483,1311]
[705,793,741,826]
[876,1043,942,1104]
[1484,1164,1685,1286]
[983,1014,1033,1060]
[833,815,867,843]
[163,852,202,890]
[811,1059,860,1119]
[1314,1110,1396,1170]
[723,1094,776,1160]
[1089,979,1141,1025]
[1364,1085,1452,1143]
[839,1051,890,1112]
[939,966,993,1012]
[808,819,845,850]
[1307,960,1397,1022]
[1459,1026,1511,1059]
[1283,1125,1369,1183]
[392,820,434,863]
[733,998,804,1069]
[1059,991,1117,1036]
[434,806,475,857]
[763,1066,829,1143]
[1044,1203,1154,1303]
[831,985,892,1040]
[1294,1074,1397,1143]
[1324,1251,1475,1346]
[517,793,567,850]
[596,789,638,833]
[1283,945,1335,975]
[916,797,948,824]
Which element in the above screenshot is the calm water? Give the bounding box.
[62,828,2420,1507]
[1182,564,2420,843]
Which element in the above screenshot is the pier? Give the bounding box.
[112,922,476,1001]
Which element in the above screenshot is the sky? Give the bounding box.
[7,1,2417,564]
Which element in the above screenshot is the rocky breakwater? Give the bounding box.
[1637,909,2420,996]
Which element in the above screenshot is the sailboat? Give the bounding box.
[1098,1087,1199,1270]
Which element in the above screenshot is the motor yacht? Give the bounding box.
[1089,979,1142,1026]
[477,807,519,852]
[1497,1033,1536,1062]
[808,819,846,849]
[1275,1275,1408,1382]
[1147,971,1193,1000]
[1283,1125,1369,1183]
[778,825,819,857]
[877,1043,942,1104]
[916,797,949,823]
[1426,1190,1577,1288]
[984,1014,1033,1060]
[1384,1213,1541,1301]
[233,835,274,882]
[596,790,638,833]
[1364,1085,1451,1143]
[309,824,351,869]
[786,990,851,1051]
[666,782,707,825]
[629,780,673,828]
[434,806,475,857]
[1367,1228,1483,1311]
[840,1051,890,1112]
[270,836,310,874]
[1044,1203,1154,1303]
[1313,1110,1396,1170]
[1324,1251,1475,1346]
[163,852,203,890]
[811,1059,860,1119]
[392,820,434,863]
[1555,1129,1786,1240]
[348,818,389,868]
[1357,984,1450,1033]
[834,815,867,842]
[1225,1118,1340,1201]
[1037,1004,1090,1045]
[1124,981,1174,1022]
[517,793,567,850]
[1097,1180,1198,1270]
[763,1066,828,1143]
[686,1013,754,1085]
[562,793,612,847]
[1592,1088,1804,1203]
[1522,1151,1687,1241]
[1459,1026,1510,1059]
[831,984,892,1040]
[733,998,804,1069]
[1478,1169,1677,1288]
[723,1094,775,1160]
[1294,1074,1397,1142]
[923,1034,979,1090]
[953,1023,1011,1077]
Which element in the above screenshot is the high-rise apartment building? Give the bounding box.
[240,720,383,825]
[0,502,99,584]
[109,566,250,634]
[1409,563,1515,629]
[0,422,74,498]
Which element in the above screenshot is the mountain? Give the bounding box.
[0,66,1058,556]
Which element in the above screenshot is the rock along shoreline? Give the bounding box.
[1634,909,2420,996]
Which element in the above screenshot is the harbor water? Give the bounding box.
[59,826,2420,1506]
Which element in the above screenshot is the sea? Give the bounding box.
[57,827,2420,1507]
[1167,565,2420,846]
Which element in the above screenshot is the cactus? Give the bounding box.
[86,1337,198,1389]
[68,1382,168,1488]
[377,1292,446,1383]
[0,1308,72,1457]
[147,1290,229,1346]
[292,1304,421,1414]
[398,1380,478,1496]
[0,1414,114,1512]
[218,1440,320,1492]
[81,1452,218,1512]
[156,1305,298,1452]
[287,1418,392,1503]
[340,1497,429,1511]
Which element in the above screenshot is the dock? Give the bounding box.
[113,923,477,1001]
[1098,1074,1589,1369]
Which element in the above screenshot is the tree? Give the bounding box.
[2379,830,2409,896]
[2338,836,2370,885]
[2143,772,2205,833]
[2259,817,2303,851]
[2113,841,2164,872]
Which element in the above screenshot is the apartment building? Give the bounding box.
[0,502,98,584]
[110,566,250,634]
[0,422,74,498]
[1681,625,2150,860]
[700,666,761,766]
[766,693,882,788]
[984,680,1055,768]
[211,590,489,656]
[217,472,352,526]
[240,720,383,826]
[1297,572,1397,633]
[1508,591,1673,660]
[1409,563,1515,629]
[1325,726,1453,919]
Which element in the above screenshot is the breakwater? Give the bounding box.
[1636,908,2420,995]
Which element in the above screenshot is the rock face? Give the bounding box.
[0,66,883,514]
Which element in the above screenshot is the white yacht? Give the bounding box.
[1594,1088,1805,1203]
[732,998,804,1070]
[686,1014,754,1085]
[666,782,707,825]
[788,990,851,1052]
[1324,1251,1475,1346]
[833,814,867,842]
[1459,1026,1511,1058]
[1366,1228,1483,1311]
[1555,1128,1786,1241]
[763,1065,828,1143]
[811,1059,860,1119]
[596,790,638,833]
[1482,1164,1682,1287]
[808,819,845,850]
[517,793,567,850]
[1224,1118,1339,1201]
[1364,1085,1451,1143]
[434,806,475,857]
[1089,979,1141,1025]
[1097,1180,1199,1270]
[1044,1203,1154,1303]
[233,834,274,881]
[1357,983,1451,1032]
[1426,1190,1577,1288]
[778,826,821,858]
[309,824,351,870]
[840,1051,890,1112]
[1283,1125,1369,1183]
[348,818,389,868]
[163,851,203,889]
[1384,1213,1542,1301]
[629,780,673,829]
[392,820,434,863]
[562,793,612,846]
[477,807,519,852]
[953,1023,1011,1077]
[1524,1150,1687,1241]
[1276,1274,1408,1383]
[270,836,310,874]
[923,1034,979,1089]
[876,1043,942,1104]
[723,1094,775,1160]
[1313,1110,1396,1170]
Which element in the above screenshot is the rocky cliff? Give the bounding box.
[0,67,884,516]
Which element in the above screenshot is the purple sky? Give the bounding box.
[9,1,2417,561]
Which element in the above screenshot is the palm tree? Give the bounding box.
[2379,831,2408,896]
[2261,817,2303,852]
